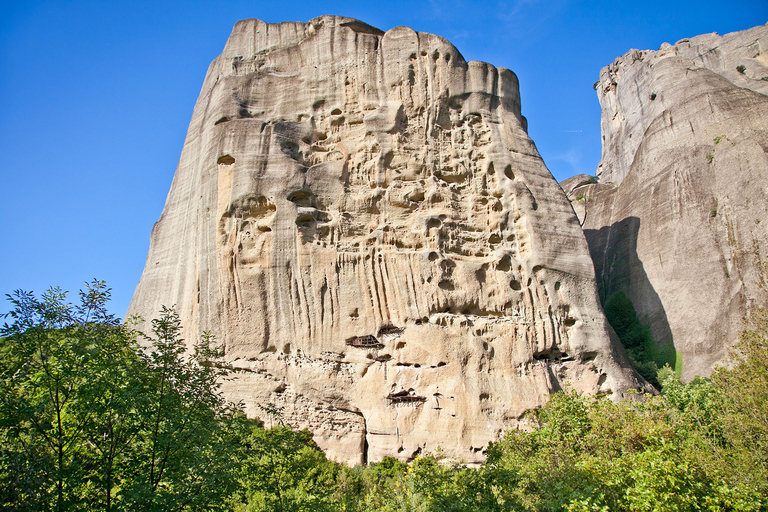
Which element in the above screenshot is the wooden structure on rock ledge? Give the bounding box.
[386,390,427,407]
[346,335,384,350]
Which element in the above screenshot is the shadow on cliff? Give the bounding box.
[584,216,675,355]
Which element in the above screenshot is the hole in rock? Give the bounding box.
[295,215,315,228]
[510,280,522,291]
[287,190,314,207]
[428,251,439,262]
[438,280,455,291]
[217,155,235,165]
[554,281,561,290]
[497,255,511,272]
[214,116,230,125]
[331,108,342,115]
[504,165,515,180]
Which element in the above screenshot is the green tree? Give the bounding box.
[0,281,136,511]
[0,283,241,511]
[230,423,342,512]
[713,308,768,493]
[121,306,240,511]
[603,291,675,388]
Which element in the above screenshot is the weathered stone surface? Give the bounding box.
[569,24,768,380]
[129,15,644,465]
[559,174,595,225]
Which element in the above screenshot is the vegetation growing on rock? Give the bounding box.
[2,282,766,511]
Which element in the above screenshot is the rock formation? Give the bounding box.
[129,15,644,465]
[565,24,768,380]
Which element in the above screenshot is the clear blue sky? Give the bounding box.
[1,0,766,319]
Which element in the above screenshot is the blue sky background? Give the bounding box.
[1,0,766,318]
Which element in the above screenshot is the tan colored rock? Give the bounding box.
[570,24,768,380]
[129,16,644,465]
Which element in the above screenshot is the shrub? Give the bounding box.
[603,291,676,388]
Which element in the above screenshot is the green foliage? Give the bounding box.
[3,282,768,512]
[486,388,766,511]
[736,65,746,74]
[0,282,240,511]
[714,135,726,144]
[229,424,342,512]
[712,308,768,493]
[603,291,676,388]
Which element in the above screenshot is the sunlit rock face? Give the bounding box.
[567,24,768,380]
[129,16,644,465]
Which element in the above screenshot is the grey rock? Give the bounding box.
[573,23,768,380]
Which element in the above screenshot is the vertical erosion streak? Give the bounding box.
[297,260,313,344]
[318,275,329,349]
[403,254,421,320]
[272,215,299,346]
[367,250,384,325]
[599,191,618,294]
[380,253,398,326]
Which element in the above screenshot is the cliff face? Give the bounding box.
[129,15,643,465]
[568,24,768,380]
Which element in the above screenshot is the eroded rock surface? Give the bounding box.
[568,24,768,380]
[129,16,643,465]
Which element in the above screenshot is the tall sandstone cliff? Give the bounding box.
[129,16,644,465]
[564,24,768,380]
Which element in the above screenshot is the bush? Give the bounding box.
[603,291,676,388]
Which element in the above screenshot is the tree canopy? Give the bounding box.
[1,282,766,511]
